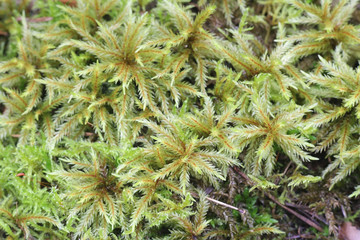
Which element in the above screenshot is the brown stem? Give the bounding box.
[285,203,328,225]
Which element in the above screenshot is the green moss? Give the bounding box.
[1,0,360,239]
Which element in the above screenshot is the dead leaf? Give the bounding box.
[339,222,360,240]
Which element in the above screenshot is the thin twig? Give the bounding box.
[286,234,317,239]
[191,192,245,214]
[16,17,53,23]
[285,202,308,209]
[283,161,292,176]
[266,193,323,232]
[207,196,246,214]
[285,202,328,224]
[233,166,323,232]
[302,209,328,225]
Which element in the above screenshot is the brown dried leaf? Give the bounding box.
[339,222,360,240]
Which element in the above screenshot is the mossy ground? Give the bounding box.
[0,0,360,239]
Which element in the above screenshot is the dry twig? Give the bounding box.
[233,166,323,232]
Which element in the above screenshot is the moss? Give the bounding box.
[0,0,360,239]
